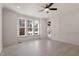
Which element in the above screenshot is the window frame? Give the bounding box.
[17,17,40,37]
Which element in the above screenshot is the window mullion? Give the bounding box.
[25,19,27,36]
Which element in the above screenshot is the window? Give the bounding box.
[34,20,39,35]
[17,18,39,36]
[18,19,26,36]
[27,20,33,36]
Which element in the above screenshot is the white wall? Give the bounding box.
[0,5,2,53]
[58,12,79,45]
[40,18,47,39]
[3,8,17,46]
[49,6,79,45]
[3,8,47,46]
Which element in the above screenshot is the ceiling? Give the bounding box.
[2,3,79,18]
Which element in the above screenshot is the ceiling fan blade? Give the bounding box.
[49,8,57,10]
[45,3,53,8]
[47,3,53,8]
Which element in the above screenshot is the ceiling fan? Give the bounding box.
[39,3,57,13]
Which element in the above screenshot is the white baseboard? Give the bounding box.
[51,38,79,46]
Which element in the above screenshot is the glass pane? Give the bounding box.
[19,28,25,35]
[34,20,39,28]
[19,19,25,27]
[27,24,32,28]
[34,33,38,35]
[28,28,32,32]
[27,20,33,28]
[34,28,38,32]
[27,28,33,35]
[34,20,39,35]
[34,24,38,28]
[27,20,32,23]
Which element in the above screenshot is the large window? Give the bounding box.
[34,20,39,35]
[17,18,39,36]
[27,20,33,36]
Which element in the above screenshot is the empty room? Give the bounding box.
[1,3,79,56]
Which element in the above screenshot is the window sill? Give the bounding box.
[17,35,40,38]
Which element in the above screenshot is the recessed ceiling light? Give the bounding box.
[17,6,20,9]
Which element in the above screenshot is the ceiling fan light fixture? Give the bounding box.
[39,3,57,13]
[44,8,49,11]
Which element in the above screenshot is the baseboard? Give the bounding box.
[50,38,79,46]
